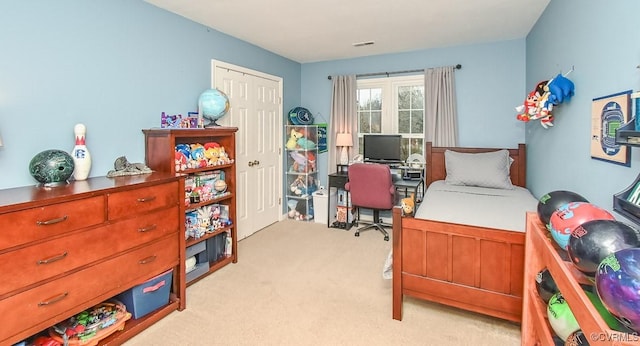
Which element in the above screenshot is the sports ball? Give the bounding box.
[547,292,579,341]
[535,268,559,304]
[584,290,625,331]
[568,219,640,277]
[214,179,227,192]
[29,149,75,187]
[549,202,614,250]
[596,248,640,333]
[537,190,589,228]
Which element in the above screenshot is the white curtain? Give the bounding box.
[424,66,458,146]
[329,75,357,173]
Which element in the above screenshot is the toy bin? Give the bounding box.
[116,269,173,319]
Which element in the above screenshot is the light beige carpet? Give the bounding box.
[125,220,521,345]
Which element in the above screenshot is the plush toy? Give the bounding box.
[296,137,316,149]
[286,129,303,149]
[545,74,575,107]
[515,72,575,129]
[401,193,415,217]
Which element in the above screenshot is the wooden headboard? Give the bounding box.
[425,142,527,188]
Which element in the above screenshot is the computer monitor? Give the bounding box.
[363,134,402,163]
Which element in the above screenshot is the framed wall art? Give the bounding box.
[590,90,632,166]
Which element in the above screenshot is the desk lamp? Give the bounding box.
[336,133,353,165]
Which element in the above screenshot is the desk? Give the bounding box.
[327,172,425,228]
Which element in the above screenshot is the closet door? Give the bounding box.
[213,62,282,240]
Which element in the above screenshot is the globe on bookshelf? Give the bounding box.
[198,88,230,127]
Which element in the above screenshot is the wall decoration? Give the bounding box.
[590,90,632,166]
[316,123,328,153]
[515,70,575,128]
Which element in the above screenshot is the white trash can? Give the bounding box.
[312,187,335,224]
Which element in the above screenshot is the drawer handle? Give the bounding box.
[38,292,69,306]
[36,215,68,226]
[138,224,157,233]
[139,255,157,264]
[137,196,157,203]
[37,252,68,265]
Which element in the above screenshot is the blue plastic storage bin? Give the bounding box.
[117,269,173,319]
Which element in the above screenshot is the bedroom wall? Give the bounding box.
[526,0,640,219]
[0,0,301,189]
[301,39,527,188]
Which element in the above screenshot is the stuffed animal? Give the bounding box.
[296,137,316,149]
[401,193,415,217]
[286,129,303,149]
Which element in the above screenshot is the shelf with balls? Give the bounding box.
[524,191,640,344]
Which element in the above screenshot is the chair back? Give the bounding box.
[346,163,395,210]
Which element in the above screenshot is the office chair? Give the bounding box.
[344,163,395,241]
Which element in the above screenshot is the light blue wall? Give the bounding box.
[0,0,301,189]
[301,40,527,187]
[526,0,640,219]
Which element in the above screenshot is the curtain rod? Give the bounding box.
[327,64,461,80]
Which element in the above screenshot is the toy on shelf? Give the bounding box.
[286,128,304,149]
[174,142,234,172]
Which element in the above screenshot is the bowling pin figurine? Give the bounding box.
[71,123,92,180]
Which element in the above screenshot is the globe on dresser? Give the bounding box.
[198,88,230,127]
[29,149,75,187]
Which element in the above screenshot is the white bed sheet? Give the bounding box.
[414,180,538,232]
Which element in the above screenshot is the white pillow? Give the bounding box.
[444,149,514,189]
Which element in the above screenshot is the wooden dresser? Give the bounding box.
[0,173,186,345]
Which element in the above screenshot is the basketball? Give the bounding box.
[535,268,558,304]
[537,190,588,227]
[549,202,614,250]
[547,292,579,341]
[568,219,640,277]
[596,248,640,333]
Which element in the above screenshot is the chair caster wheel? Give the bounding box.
[384,235,389,241]
[355,232,360,237]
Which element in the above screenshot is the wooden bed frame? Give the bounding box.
[392,142,527,323]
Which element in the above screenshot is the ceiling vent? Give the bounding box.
[352,41,375,47]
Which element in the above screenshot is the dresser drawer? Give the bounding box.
[0,196,105,249]
[0,206,179,297]
[108,181,179,220]
[0,235,178,341]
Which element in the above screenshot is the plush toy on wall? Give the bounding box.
[515,71,575,129]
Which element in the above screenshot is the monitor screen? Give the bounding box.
[363,135,402,163]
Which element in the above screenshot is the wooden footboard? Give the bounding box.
[392,207,525,322]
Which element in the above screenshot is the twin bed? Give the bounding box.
[391,142,538,323]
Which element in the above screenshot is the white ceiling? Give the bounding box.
[145,0,550,64]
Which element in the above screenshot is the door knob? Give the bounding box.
[248,161,254,167]
[252,160,260,166]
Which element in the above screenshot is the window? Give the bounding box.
[357,75,424,162]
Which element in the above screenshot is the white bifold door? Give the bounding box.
[212,60,283,240]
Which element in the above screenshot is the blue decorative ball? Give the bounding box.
[198,89,229,127]
[29,149,75,186]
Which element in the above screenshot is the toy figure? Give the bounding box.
[286,129,303,149]
[401,193,415,217]
[515,71,575,129]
